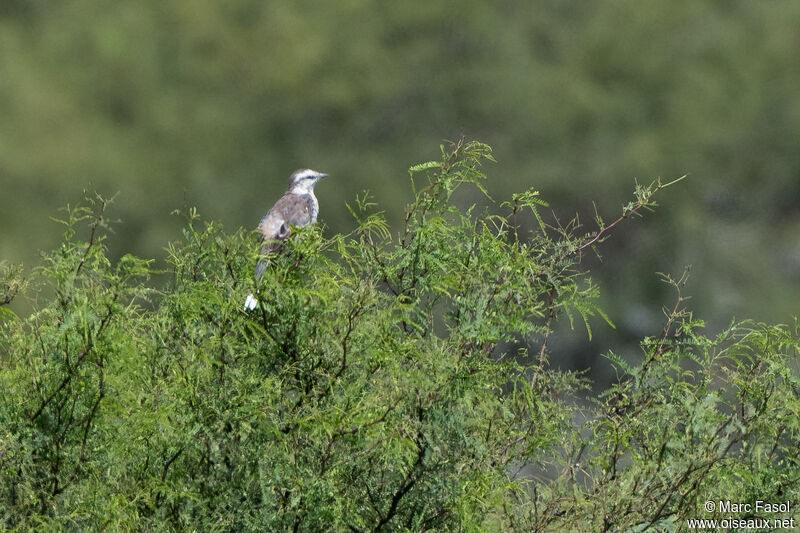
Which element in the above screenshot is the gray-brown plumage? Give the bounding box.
[244,169,328,310]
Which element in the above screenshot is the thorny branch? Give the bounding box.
[76,195,108,275]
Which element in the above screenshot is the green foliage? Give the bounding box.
[4,0,800,341]
[1,143,799,530]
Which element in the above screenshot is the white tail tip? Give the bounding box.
[244,293,259,311]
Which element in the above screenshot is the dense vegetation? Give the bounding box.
[2,143,798,530]
[3,1,800,364]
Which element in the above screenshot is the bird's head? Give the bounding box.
[287,169,328,194]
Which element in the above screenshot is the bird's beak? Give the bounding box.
[317,173,329,179]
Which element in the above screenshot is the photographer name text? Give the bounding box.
[707,499,790,513]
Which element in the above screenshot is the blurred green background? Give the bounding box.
[2,0,799,377]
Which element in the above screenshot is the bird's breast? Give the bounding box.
[308,192,319,223]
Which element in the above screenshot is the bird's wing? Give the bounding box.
[258,193,315,240]
[273,193,315,227]
[258,213,288,242]
[254,194,315,279]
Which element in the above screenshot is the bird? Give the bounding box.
[244,169,328,311]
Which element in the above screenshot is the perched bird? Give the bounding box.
[244,169,328,310]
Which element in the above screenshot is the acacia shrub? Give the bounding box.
[1,141,798,531]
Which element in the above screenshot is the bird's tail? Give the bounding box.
[245,258,270,311]
[254,258,269,280]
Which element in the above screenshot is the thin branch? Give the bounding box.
[76,197,107,275]
[579,176,685,254]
